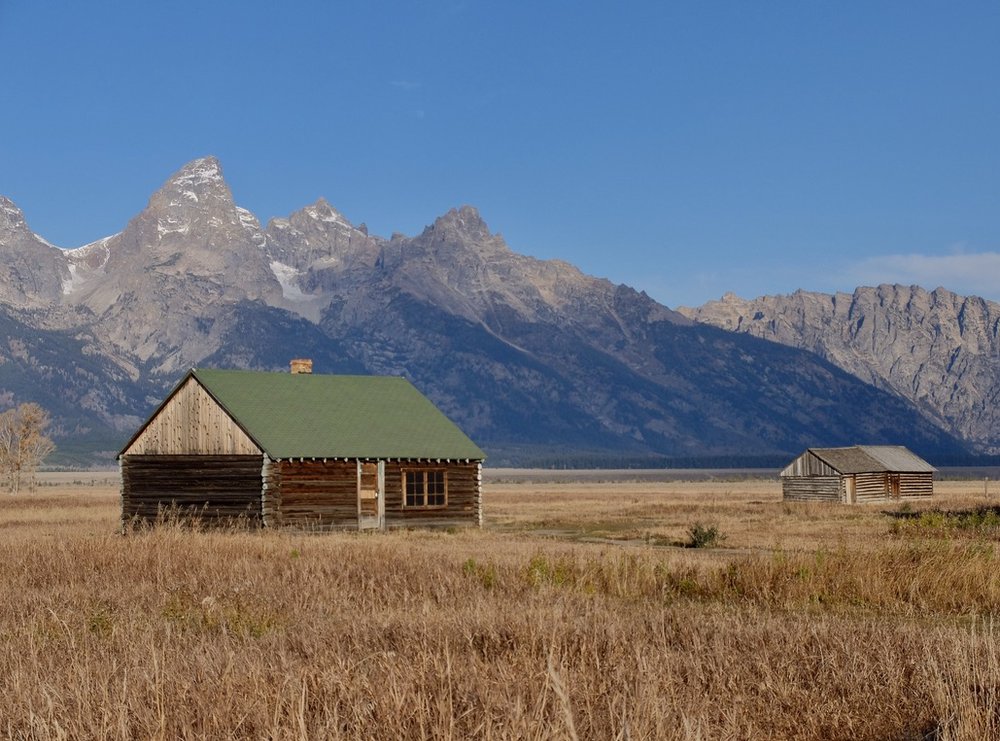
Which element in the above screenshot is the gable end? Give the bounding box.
[121,375,262,456]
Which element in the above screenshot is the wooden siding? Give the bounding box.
[899,472,934,498]
[784,471,934,504]
[781,451,839,478]
[272,460,359,530]
[121,455,263,525]
[854,472,889,503]
[124,377,261,456]
[782,475,841,502]
[383,462,481,529]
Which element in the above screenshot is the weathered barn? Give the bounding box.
[780,445,935,503]
[119,364,485,530]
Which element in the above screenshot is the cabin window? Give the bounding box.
[403,469,447,508]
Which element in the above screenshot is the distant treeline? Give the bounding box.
[487,450,790,470]
[487,449,1000,471]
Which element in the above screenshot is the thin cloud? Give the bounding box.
[850,251,1000,301]
[390,80,422,91]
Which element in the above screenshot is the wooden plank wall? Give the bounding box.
[782,476,842,502]
[781,452,839,478]
[855,472,889,503]
[273,460,358,530]
[125,377,261,456]
[384,462,481,529]
[121,455,263,525]
[783,471,934,505]
[900,472,934,498]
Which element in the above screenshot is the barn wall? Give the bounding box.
[781,475,842,502]
[384,462,481,528]
[900,472,934,498]
[121,454,263,525]
[856,472,889,503]
[273,460,358,530]
[124,378,261,456]
[262,456,280,527]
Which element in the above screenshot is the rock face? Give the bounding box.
[0,197,70,308]
[0,157,975,465]
[63,157,282,374]
[680,286,1000,453]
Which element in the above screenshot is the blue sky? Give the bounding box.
[1,1,997,307]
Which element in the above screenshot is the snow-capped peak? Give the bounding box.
[170,156,224,189]
[0,196,27,231]
[304,198,351,227]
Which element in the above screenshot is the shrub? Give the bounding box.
[687,522,724,548]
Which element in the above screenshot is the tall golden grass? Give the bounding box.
[2,478,1000,738]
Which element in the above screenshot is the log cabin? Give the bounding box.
[119,361,485,530]
[780,445,934,504]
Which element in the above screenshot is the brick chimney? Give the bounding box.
[289,358,313,375]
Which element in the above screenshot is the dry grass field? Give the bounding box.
[3,472,1000,739]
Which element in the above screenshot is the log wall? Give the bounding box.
[383,462,481,529]
[121,454,263,525]
[123,454,485,531]
[854,472,889,503]
[899,472,934,498]
[272,460,359,530]
[781,475,842,502]
[783,471,934,504]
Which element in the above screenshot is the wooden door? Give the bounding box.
[889,473,901,499]
[357,461,384,530]
[845,475,856,504]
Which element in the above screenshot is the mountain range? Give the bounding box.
[0,157,989,466]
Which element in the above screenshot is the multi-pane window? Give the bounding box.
[404,470,447,508]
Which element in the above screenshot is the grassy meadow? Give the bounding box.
[3,473,1000,738]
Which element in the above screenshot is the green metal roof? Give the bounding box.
[189,368,485,460]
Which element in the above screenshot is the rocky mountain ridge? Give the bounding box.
[680,286,1000,454]
[0,157,976,465]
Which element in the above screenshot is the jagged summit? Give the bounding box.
[425,206,493,243]
[0,196,29,235]
[682,284,1000,453]
[168,156,226,188]
[301,197,351,226]
[150,155,236,214]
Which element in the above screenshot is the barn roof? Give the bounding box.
[807,445,935,474]
[124,368,485,461]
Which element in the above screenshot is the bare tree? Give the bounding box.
[0,403,56,494]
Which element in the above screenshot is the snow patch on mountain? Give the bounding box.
[66,235,114,266]
[171,157,223,188]
[62,236,114,295]
[236,207,260,231]
[0,197,27,230]
[156,217,192,237]
[306,204,349,226]
[62,264,82,295]
[269,260,310,302]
